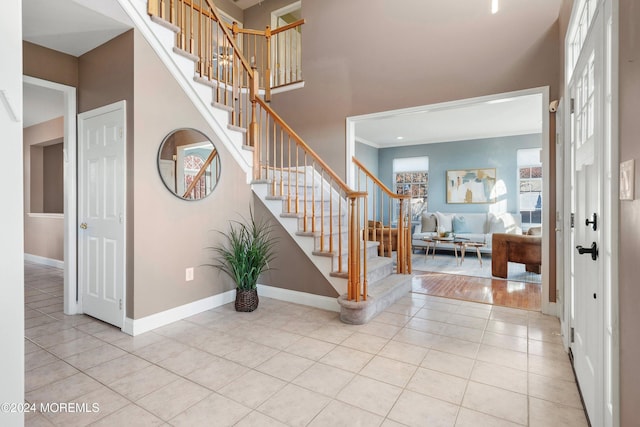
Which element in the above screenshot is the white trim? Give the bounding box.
[257,284,340,312]
[270,1,302,29]
[122,289,236,336]
[23,76,78,316]
[24,253,64,269]
[26,213,64,219]
[270,80,305,95]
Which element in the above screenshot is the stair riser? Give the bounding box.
[271,187,323,200]
[334,245,382,267]
[331,260,393,285]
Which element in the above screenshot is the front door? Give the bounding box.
[78,101,126,328]
[567,7,603,424]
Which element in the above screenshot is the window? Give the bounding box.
[517,149,542,229]
[392,156,429,220]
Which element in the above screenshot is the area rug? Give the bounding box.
[411,252,542,284]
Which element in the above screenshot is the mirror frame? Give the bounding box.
[157,128,221,201]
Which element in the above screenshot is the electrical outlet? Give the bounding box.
[185,267,194,281]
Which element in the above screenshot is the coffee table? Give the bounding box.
[423,236,486,266]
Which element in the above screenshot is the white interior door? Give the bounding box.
[568,10,603,424]
[78,101,126,328]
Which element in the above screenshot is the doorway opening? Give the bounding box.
[23,75,78,316]
[346,87,553,314]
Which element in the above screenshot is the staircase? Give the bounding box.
[121,0,412,323]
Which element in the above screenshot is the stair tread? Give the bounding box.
[329,255,393,278]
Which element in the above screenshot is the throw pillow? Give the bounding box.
[435,211,453,232]
[421,213,437,232]
[452,215,471,233]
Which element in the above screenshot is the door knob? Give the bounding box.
[80,222,88,229]
[576,242,598,261]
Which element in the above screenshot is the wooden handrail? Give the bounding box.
[352,156,411,201]
[182,148,218,198]
[255,97,359,197]
[271,19,306,35]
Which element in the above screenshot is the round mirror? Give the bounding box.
[157,129,221,200]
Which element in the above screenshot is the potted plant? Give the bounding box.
[211,208,277,312]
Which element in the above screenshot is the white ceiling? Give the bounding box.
[22,0,132,57]
[355,93,543,148]
[230,0,265,10]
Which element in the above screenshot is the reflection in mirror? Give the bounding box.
[158,129,221,200]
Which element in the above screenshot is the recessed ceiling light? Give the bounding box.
[397,136,404,140]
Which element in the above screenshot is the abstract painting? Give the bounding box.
[446,168,496,204]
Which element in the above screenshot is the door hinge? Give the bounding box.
[570,327,575,343]
[571,213,575,228]
[119,299,123,310]
[119,128,124,139]
[570,98,575,114]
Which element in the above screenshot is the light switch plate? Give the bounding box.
[620,159,635,201]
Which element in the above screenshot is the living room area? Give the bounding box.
[349,90,547,311]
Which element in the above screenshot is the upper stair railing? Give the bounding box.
[148,0,304,103]
[352,157,412,275]
[147,0,410,302]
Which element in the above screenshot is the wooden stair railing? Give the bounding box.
[148,0,368,302]
[148,0,304,103]
[353,157,412,275]
[252,97,368,301]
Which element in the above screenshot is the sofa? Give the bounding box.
[491,227,542,278]
[412,211,523,254]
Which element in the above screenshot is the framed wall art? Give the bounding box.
[446,168,496,204]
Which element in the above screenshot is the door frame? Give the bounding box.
[77,100,127,328]
[561,0,619,425]
[23,75,78,316]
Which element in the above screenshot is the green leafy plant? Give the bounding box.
[211,208,277,291]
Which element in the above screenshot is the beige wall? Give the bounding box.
[254,197,339,297]
[23,41,78,87]
[132,30,253,319]
[618,0,640,424]
[245,0,562,177]
[23,117,65,261]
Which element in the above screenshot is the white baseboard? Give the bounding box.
[24,253,64,269]
[257,284,340,312]
[121,286,339,336]
[122,289,236,336]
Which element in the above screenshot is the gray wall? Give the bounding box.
[377,134,542,214]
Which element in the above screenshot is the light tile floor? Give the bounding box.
[23,262,589,426]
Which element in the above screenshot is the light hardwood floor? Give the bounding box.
[411,271,541,311]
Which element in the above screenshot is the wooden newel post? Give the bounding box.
[148,0,159,17]
[348,195,357,301]
[398,198,405,273]
[265,26,272,102]
[250,68,260,180]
